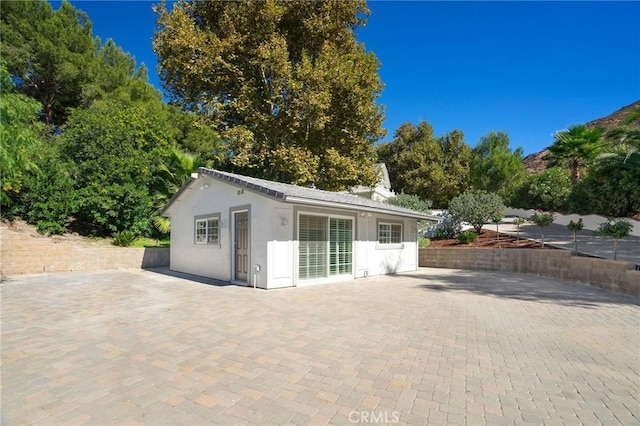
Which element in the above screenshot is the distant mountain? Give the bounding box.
[523,100,640,174]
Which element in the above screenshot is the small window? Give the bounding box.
[195,217,219,245]
[378,222,402,244]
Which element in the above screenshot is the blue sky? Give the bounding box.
[58,1,640,156]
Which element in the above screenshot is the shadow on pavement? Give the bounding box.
[396,270,640,308]
[145,267,240,288]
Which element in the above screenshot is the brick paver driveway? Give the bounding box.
[2,268,639,425]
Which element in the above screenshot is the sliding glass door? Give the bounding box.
[299,215,353,280]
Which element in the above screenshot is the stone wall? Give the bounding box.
[1,227,169,277]
[419,248,640,296]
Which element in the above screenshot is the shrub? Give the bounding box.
[448,190,505,233]
[597,219,633,260]
[112,230,137,247]
[511,167,571,211]
[432,213,462,239]
[457,230,477,244]
[530,212,554,247]
[568,164,640,217]
[418,237,431,248]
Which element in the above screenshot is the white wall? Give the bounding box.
[168,176,420,289]
[267,207,295,289]
[168,176,281,287]
[356,214,418,278]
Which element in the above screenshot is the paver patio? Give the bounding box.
[1,268,639,425]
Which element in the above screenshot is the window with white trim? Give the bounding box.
[378,222,402,244]
[298,214,353,280]
[195,217,219,244]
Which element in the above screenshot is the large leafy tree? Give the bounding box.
[153,0,384,190]
[61,99,174,236]
[545,124,604,186]
[377,121,471,207]
[511,167,572,211]
[470,131,526,202]
[0,63,45,207]
[1,0,96,125]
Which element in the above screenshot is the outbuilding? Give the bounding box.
[161,168,429,289]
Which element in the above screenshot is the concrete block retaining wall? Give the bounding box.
[1,228,169,277]
[419,248,640,296]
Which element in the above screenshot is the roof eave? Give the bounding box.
[283,196,430,220]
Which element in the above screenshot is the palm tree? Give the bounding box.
[546,125,604,186]
[599,128,640,166]
[153,148,209,233]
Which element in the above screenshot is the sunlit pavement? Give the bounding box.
[2,268,639,425]
[488,219,640,265]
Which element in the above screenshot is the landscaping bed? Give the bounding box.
[428,229,544,249]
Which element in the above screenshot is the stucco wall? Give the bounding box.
[419,248,640,296]
[1,228,169,277]
[168,176,278,286]
[166,175,419,289]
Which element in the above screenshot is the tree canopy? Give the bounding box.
[1,0,96,125]
[376,121,471,208]
[470,130,526,202]
[546,124,604,186]
[153,0,384,190]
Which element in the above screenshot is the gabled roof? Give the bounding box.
[162,168,431,220]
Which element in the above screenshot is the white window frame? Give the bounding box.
[194,214,220,245]
[297,212,354,281]
[377,221,403,246]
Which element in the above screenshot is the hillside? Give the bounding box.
[523,100,640,173]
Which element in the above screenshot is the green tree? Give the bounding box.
[567,218,584,253]
[1,0,96,125]
[513,216,527,246]
[9,142,79,234]
[491,210,504,241]
[153,148,209,233]
[448,190,505,234]
[386,193,432,214]
[80,38,153,108]
[470,131,526,202]
[546,125,604,186]
[61,100,174,236]
[530,212,554,248]
[153,0,384,190]
[377,121,471,207]
[0,63,45,207]
[511,167,572,211]
[568,162,640,217]
[597,219,633,260]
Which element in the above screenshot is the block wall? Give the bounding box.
[1,228,169,277]
[419,248,639,296]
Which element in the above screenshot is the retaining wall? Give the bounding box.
[1,227,169,277]
[419,248,640,296]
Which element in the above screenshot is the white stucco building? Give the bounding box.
[161,168,429,289]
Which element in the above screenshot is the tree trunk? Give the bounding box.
[614,238,618,260]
